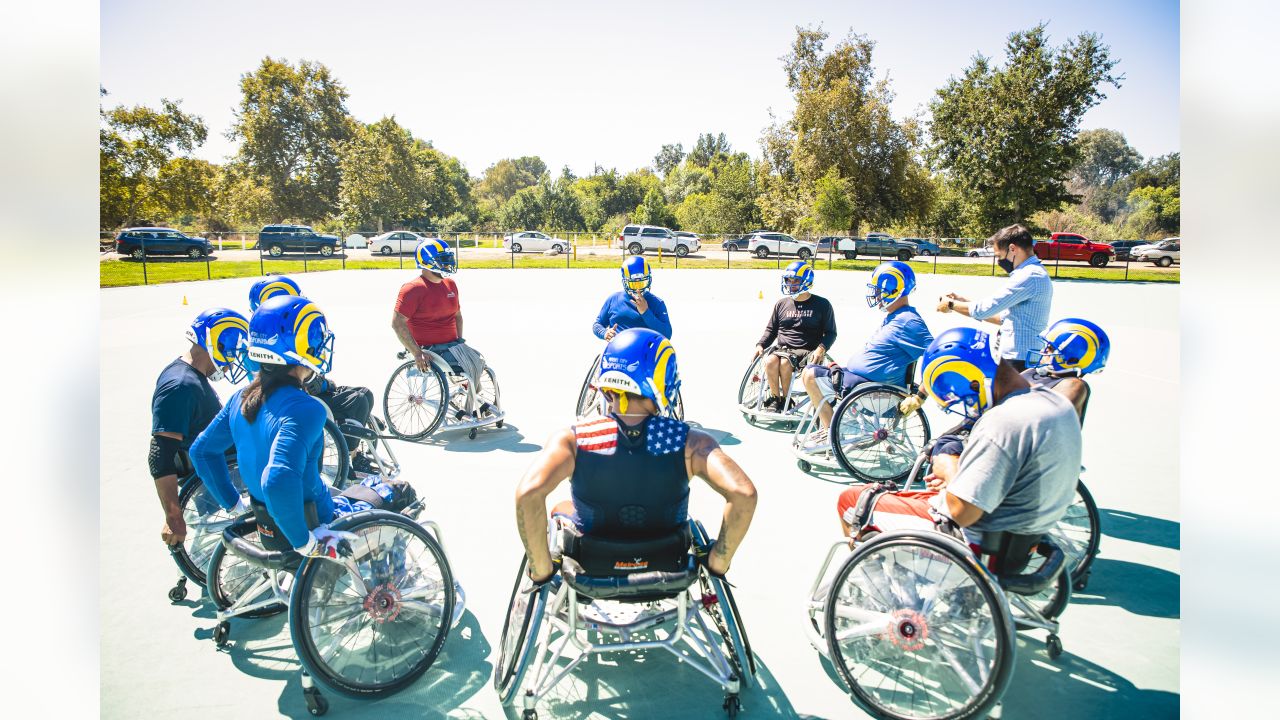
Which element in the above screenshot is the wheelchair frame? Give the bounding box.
[383,347,505,441]
[574,352,684,420]
[736,346,817,425]
[497,520,753,719]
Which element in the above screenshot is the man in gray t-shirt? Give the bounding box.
[836,327,1081,548]
[929,386,1080,542]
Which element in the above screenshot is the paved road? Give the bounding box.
[101,268,1178,719]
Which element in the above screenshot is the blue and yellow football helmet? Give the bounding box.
[866,261,916,309]
[621,256,652,296]
[415,238,457,275]
[1026,318,1110,376]
[245,295,335,376]
[596,328,681,417]
[781,260,814,296]
[922,327,998,418]
[186,308,250,383]
[248,276,301,311]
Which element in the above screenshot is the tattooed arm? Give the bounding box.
[514,427,577,581]
[686,429,758,576]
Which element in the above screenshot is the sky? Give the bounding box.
[100,0,1179,178]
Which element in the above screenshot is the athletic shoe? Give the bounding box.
[803,427,830,450]
[352,451,381,476]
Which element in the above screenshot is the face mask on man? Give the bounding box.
[997,246,1015,274]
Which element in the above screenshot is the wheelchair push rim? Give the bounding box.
[290,510,455,698]
[207,531,288,619]
[691,520,756,685]
[383,360,449,441]
[575,354,603,418]
[824,530,1015,720]
[174,476,239,587]
[831,384,931,484]
[321,419,351,490]
[494,556,550,704]
[1052,480,1101,586]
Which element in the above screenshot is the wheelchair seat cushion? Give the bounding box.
[980,531,1066,596]
[562,556,700,602]
[562,525,692,576]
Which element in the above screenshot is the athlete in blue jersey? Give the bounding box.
[516,329,756,583]
[592,256,673,340]
[190,295,357,559]
[800,261,934,447]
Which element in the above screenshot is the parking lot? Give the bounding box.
[101,268,1178,719]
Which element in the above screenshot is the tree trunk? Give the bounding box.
[377,216,384,233]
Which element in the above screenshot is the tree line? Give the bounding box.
[100,24,1179,241]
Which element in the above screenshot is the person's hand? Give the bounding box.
[604,324,618,341]
[945,292,967,302]
[634,294,649,314]
[925,473,949,490]
[811,347,826,365]
[161,515,187,546]
[412,349,430,373]
[937,298,953,313]
[898,393,924,416]
[753,345,764,360]
[298,525,360,560]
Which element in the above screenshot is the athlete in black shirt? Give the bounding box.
[753,261,837,412]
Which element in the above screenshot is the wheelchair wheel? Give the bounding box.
[206,533,287,619]
[830,384,931,484]
[575,354,603,418]
[478,366,501,417]
[825,530,1015,720]
[671,388,684,421]
[736,356,765,416]
[1051,480,1101,590]
[172,476,240,587]
[290,510,455,698]
[383,361,449,441]
[692,521,755,685]
[321,419,351,490]
[494,556,551,703]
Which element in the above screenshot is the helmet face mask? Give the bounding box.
[865,262,915,311]
[922,327,998,419]
[187,308,250,383]
[621,257,652,298]
[416,239,457,276]
[1025,318,1109,376]
[596,328,681,419]
[246,296,336,379]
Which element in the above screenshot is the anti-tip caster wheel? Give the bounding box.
[1046,633,1063,659]
[1073,573,1091,592]
[213,621,231,648]
[724,695,741,717]
[797,460,812,473]
[496,419,504,428]
[168,577,188,603]
[303,687,329,716]
[468,428,478,440]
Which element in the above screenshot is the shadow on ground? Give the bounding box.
[1070,557,1180,619]
[1100,509,1180,550]
[1000,641,1179,717]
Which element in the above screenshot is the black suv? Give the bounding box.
[115,227,212,260]
[257,225,341,257]
[1108,240,1146,261]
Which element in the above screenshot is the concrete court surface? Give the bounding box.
[100,267,1179,719]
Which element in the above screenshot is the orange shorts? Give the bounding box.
[837,486,939,531]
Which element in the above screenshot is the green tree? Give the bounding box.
[475,156,547,208]
[1129,152,1180,190]
[152,157,218,224]
[813,170,854,232]
[653,143,685,176]
[632,186,675,227]
[1071,129,1143,188]
[338,117,422,231]
[499,186,543,230]
[1123,185,1179,237]
[929,24,1122,228]
[761,27,932,236]
[663,162,713,205]
[227,57,356,222]
[688,132,732,167]
[541,170,585,230]
[99,92,207,228]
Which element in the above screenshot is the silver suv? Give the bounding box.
[617,225,700,257]
[745,231,816,260]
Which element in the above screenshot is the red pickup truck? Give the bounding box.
[1033,233,1115,268]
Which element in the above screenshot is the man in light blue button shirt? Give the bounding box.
[937,224,1052,371]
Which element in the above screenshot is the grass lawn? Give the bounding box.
[101,255,1179,287]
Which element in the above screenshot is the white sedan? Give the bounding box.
[503,231,569,253]
[370,231,435,255]
[967,245,995,257]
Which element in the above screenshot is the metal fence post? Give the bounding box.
[991,249,996,276]
[933,247,938,274]
[1124,253,1129,281]
[1054,246,1060,278]
[141,240,149,285]
[205,251,211,280]
[303,238,309,273]
[258,243,264,277]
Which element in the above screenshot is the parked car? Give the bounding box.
[673,231,703,254]
[967,245,996,258]
[257,224,341,257]
[817,236,846,254]
[1033,232,1115,267]
[903,238,941,256]
[1132,237,1180,267]
[115,227,213,260]
[344,233,369,249]
[839,233,917,261]
[745,231,816,260]
[722,236,751,252]
[617,225,700,256]
[371,230,437,255]
[1107,239,1147,261]
[503,230,570,253]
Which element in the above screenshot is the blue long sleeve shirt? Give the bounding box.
[970,256,1053,360]
[592,291,673,339]
[190,385,334,549]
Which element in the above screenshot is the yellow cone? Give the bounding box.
[182,295,188,305]
[758,290,763,300]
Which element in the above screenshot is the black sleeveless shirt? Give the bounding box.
[571,414,690,540]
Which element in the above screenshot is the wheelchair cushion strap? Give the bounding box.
[848,482,898,535]
[339,483,386,509]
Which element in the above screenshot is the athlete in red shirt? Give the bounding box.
[392,239,463,373]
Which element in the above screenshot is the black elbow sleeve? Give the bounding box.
[149,435,185,480]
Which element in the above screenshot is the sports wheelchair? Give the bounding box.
[575,352,684,419]
[382,345,505,441]
[737,345,818,425]
[789,362,932,484]
[167,417,350,603]
[494,519,754,719]
[803,525,1071,719]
